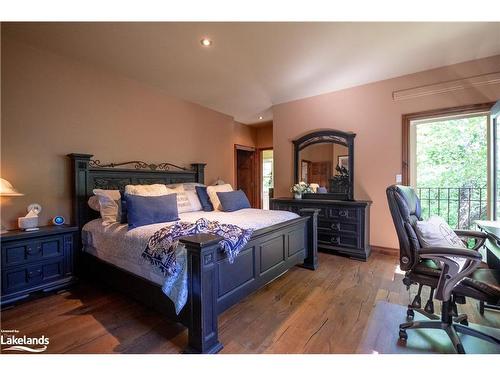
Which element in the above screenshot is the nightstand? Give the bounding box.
[1,225,79,307]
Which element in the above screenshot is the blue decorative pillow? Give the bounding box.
[120,191,128,224]
[125,193,179,229]
[195,186,214,212]
[216,190,251,212]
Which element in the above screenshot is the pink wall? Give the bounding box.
[1,38,255,228]
[273,54,500,249]
[233,121,257,148]
[256,123,273,149]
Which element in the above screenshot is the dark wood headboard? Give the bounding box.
[68,153,206,229]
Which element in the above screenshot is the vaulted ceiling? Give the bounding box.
[3,22,500,124]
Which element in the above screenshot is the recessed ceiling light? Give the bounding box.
[200,38,212,47]
[259,116,263,120]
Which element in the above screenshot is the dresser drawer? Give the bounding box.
[273,203,329,218]
[318,219,359,234]
[327,207,359,222]
[1,235,64,268]
[273,203,299,214]
[318,231,360,249]
[2,258,66,295]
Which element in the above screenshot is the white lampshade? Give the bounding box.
[214,178,226,185]
[0,178,23,197]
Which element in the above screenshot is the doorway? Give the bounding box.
[261,149,274,209]
[235,145,257,207]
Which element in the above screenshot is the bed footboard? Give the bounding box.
[180,233,224,354]
[299,208,319,270]
[179,210,318,354]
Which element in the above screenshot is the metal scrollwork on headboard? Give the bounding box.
[68,154,206,230]
[89,159,188,171]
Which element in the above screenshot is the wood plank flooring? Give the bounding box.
[1,252,498,354]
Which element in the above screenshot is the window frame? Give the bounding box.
[402,102,495,219]
[402,102,495,184]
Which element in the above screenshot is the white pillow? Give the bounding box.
[415,216,467,271]
[415,216,466,249]
[167,185,194,213]
[93,189,121,225]
[166,183,203,212]
[207,184,233,211]
[125,184,169,196]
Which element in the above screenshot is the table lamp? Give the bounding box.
[0,178,24,234]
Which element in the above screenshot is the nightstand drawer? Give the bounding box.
[1,225,78,306]
[1,235,64,268]
[2,258,66,295]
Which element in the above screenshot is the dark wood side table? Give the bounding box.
[1,225,78,307]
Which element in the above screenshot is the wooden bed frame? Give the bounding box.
[68,153,318,354]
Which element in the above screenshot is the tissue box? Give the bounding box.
[18,216,39,231]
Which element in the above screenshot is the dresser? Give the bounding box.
[1,225,78,307]
[271,198,371,260]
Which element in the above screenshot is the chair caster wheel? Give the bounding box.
[406,309,414,321]
[399,329,408,341]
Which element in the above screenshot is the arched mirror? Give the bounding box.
[293,130,355,200]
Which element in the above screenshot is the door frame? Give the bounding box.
[258,147,273,209]
[234,144,258,207]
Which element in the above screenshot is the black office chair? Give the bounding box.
[386,185,500,354]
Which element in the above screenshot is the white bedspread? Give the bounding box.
[81,208,299,287]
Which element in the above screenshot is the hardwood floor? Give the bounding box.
[1,252,498,354]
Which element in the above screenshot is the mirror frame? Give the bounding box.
[293,129,356,200]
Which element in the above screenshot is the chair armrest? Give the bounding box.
[419,247,483,261]
[454,229,487,239]
[418,247,482,301]
[454,229,487,238]
[454,230,487,250]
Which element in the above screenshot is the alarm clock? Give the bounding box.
[52,216,65,226]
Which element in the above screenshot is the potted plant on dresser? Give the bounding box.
[290,181,312,199]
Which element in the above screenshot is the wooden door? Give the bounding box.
[236,147,257,207]
[309,161,331,187]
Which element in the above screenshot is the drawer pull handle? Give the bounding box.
[339,210,348,217]
[331,223,341,231]
[28,269,43,279]
[331,236,339,245]
[26,246,42,255]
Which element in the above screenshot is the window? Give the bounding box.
[403,102,499,228]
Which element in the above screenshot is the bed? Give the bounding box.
[68,153,319,353]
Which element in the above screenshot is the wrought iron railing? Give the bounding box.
[416,187,488,229]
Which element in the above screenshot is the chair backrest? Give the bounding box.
[386,185,423,271]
